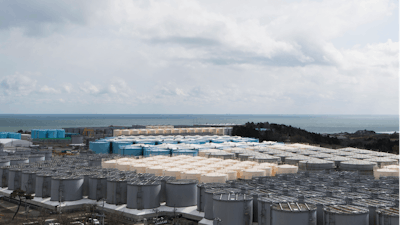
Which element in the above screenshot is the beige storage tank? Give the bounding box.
[179,129,188,134]
[116,162,131,171]
[164,129,172,134]
[384,165,399,171]
[182,170,203,181]
[130,130,139,135]
[276,165,298,174]
[147,129,156,135]
[374,168,399,179]
[139,129,148,135]
[200,173,228,183]
[259,163,278,176]
[172,129,180,134]
[253,166,272,176]
[113,129,122,136]
[102,160,117,168]
[121,129,131,135]
[242,169,266,179]
[132,164,148,173]
[164,168,186,179]
[146,166,164,176]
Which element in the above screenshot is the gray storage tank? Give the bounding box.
[270,202,317,225]
[10,158,29,166]
[88,175,108,200]
[35,173,52,198]
[258,195,298,225]
[304,197,346,225]
[28,155,45,163]
[0,159,10,167]
[166,179,197,207]
[0,166,9,187]
[213,192,253,225]
[160,176,175,203]
[376,207,399,225]
[204,188,228,220]
[352,199,395,225]
[50,175,84,202]
[8,168,22,190]
[106,178,128,205]
[323,205,369,225]
[126,180,161,209]
[21,170,37,194]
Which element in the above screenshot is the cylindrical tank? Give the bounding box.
[126,180,161,209]
[376,207,399,225]
[304,197,346,225]
[271,202,317,225]
[106,178,128,205]
[50,176,84,202]
[10,158,29,165]
[89,158,102,167]
[213,192,253,225]
[166,179,197,207]
[352,199,395,225]
[204,188,228,220]
[28,155,45,163]
[0,160,10,167]
[323,205,369,225]
[35,173,52,198]
[21,170,37,194]
[258,196,299,225]
[160,176,175,203]
[8,168,22,190]
[0,167,9,187]
[71,135,83,144]
[88,175,108,200]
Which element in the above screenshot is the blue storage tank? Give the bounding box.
[0,132,8,139]
[47,129,57,138]
[120,145,143,156]
[13,133,21,139]
[112,141,133,154]
[89,141,111,154]
[31,129,39,139]
[56,129,65,138]
[172,150,198,157]
[143,148,170,157]
[135,140,156,145]
[38,130,47,139]
[211,139,226,143]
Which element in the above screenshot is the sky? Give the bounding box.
[0,0,398,114]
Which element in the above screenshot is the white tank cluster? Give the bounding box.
[113,126,232,136]
[103,155,298,182]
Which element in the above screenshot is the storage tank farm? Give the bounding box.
[0,133,398,225]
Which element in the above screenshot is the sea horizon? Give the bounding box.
[0,114,398,134]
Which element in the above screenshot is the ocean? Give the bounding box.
[0,114,398,134]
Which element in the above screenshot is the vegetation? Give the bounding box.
[232,122,399,154]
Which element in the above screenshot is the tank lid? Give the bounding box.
[128,180,161,186]
[304,197,346,205]
[272,202,316,211]
[259,196,297,203]
[376,207,399,216]
[213,193,253,201]
[324,205,369,214]
[167,179,197,185]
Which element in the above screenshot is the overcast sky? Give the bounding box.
[0,0,398,114]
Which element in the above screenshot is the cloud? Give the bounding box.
[0,73,37,96]
[0,0,104,36]
[0,0,397,114]
[38,85,60,94]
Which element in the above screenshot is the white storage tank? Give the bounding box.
[270,202,317,225]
